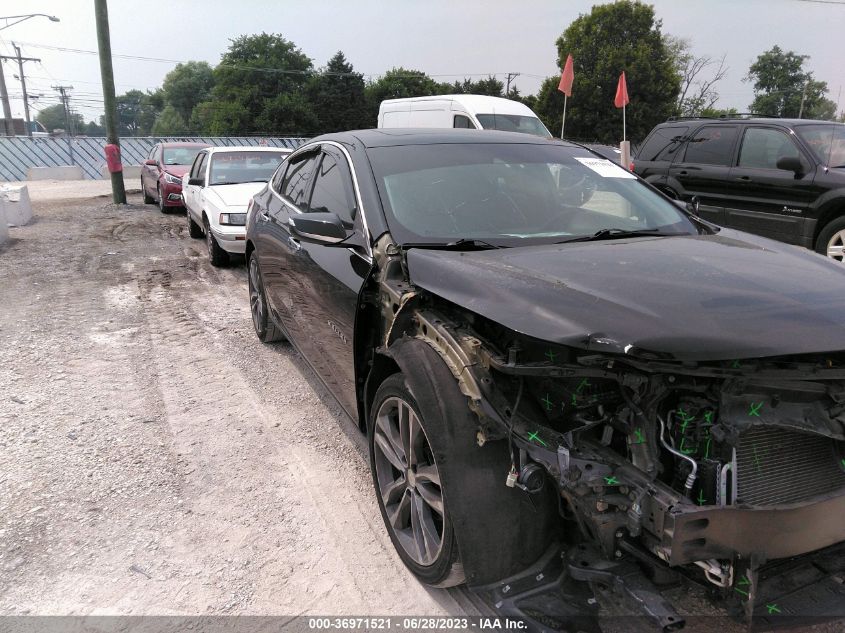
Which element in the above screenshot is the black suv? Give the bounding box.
[634,117,845,259]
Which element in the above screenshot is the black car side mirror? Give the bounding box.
[289,212,349,244]
[776,156,804,176]
[188,177,204,186]
[674,196,700,215]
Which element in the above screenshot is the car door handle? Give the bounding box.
[259,211,270,221]
[735,175,752,181]
[677,170,688,176]
[288,236,301,251]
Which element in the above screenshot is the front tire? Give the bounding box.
[370,373,464,587]
[204,217,229,267]
[815,216,845,262]
[247,252,285,343]
[157,184,167,214]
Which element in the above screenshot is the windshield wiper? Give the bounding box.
[555,228,671,244]
[402,238,506,250]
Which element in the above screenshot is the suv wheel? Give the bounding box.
[816,217,845,261]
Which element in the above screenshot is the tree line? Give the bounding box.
[37,1,842,144]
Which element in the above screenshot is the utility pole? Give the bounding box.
[6,44,39,137]
[52,85,75,164]
[0,59,13,136]
[505,72,520,98]
[94,0,125,204]
[798,82,809,119]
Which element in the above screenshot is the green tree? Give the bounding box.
[747,46,837,120]
[201,33,314,135]
[305,51,370,133]
[152,105,187,136]
[536,0,680,142]
[161,61,215,126]
[35,103,83,134]
[450,76,504,97]
[82,118,105,135]
[116,89,163,136]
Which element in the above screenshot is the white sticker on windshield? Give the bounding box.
[574,157,636,179]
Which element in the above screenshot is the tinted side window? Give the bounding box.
[738,127,801,169]
[281,153,319,211]
[453,115,475,129]
[683,125,738,166]
[308,153,357,225]
[271,162,288,193]
[636,125,689,162]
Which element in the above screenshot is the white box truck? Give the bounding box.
[377,94,552,138]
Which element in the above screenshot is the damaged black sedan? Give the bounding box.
[245,129,845,630]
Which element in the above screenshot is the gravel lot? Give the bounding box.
[0,183,838,632]
[0,185,477,617]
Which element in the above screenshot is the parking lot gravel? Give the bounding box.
[0,188,478,617]
[0,185,838,633]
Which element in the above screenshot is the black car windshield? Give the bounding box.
[795,123,845,166]
[368,143,696,247]
[162,147,204,165]
[475,114,551,138]
[208,151,288,185]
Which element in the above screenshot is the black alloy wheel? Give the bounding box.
[247,252,284,342]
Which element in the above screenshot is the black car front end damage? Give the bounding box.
[368,233,845,630]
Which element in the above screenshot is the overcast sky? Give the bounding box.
[1,0,842,124]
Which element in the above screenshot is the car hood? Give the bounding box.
[206,182,267,208]
[163,165,190,177]
[405,230,845,361]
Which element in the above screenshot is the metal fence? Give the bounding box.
[0,136,308,181]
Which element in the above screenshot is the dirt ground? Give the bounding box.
[0,186,480,617]
[0,184,839,632]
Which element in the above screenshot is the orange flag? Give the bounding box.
[558,55,574,96]
[614,71,629,108]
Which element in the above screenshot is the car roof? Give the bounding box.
[311,128,576,149]
[659,118,843,128]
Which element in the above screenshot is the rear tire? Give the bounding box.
[188,212,203,239]
[815,216,845,262]
[247,251,285,343]
[204,217,230,267]
[142,178,154,204]
[370,373,465,587]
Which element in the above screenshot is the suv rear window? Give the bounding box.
[682,125,738,166]
[636,125,689,162]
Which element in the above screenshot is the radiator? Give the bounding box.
[735,427,845,506]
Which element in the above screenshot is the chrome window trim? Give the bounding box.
[269,140,373,261]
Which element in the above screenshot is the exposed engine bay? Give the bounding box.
[373,238,845,629]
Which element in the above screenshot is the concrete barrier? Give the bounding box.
[27,166,85,181]
[99,165,142,180]
[0,199,8,246]
[1,184,32,226]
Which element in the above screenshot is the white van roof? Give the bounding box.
[379,94,536,117]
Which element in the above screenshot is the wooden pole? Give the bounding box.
[94,0,126,204]
[560,94,567,139]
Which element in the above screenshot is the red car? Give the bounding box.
[141,142,210,212]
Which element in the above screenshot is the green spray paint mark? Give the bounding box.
[735,587,749,597]
[633,428,646,444]
[545,349,557,363]
[679,437,696,455]
[731,360,741,369]
[576,378,591,394]
[766,604,781,615]
[697,490,706,506]
[571,394,578,406]
[527,430,548,447]
[734,576,750,597]
[840,458,845,469]
[753,447,763,474]
[704,436,712,459]
[604,476,620,486]
[541,394,553,411]
[703,410,714,425]
[737,575,750,586]
[748,402,763,417]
